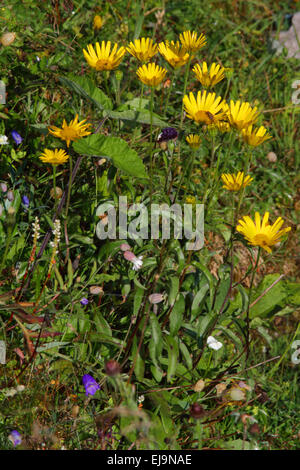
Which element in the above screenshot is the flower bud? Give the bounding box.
[120,243,131,252]
[249,423,260,435]
[105,359,121,376]
[267,152,277,162]
[7,207,16,227]
[190,403,205,419]
[50,187,63,200]
[89,285,103,295]
[1,32,16,46]
[229,388,245,401]
[115,70,123,82]
[0,183,7,193]
[7,190,14,201]
[148,293,164,304]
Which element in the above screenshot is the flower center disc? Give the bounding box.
[253,233,270,248]
[62,127,78,140]
[195,110,214,124]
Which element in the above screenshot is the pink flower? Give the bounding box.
[123,251,143,271]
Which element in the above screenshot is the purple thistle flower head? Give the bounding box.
[82,374,100,396]
[9,430,22,446]
[157,127,178,143]
[80,297,89,306]
[11,131,23,145]
[22,195,29,207]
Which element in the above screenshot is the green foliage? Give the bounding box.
[0,0,298,452]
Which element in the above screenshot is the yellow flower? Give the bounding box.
[40,149,69,166]
[186,134,201,149]
[158,41,190,68]
[183,90,227,125]
[126,38,158,62]
[226,100,260,130]
[186,195,196,204]
[83,41,126,71]
[136,63,167,87]
[93,15,103,30]
[207,121,231,133]
[221,171,253,191]
[236,212,291,253]
[48,114,92,148]
[241,125,272,146]
[192,62,225,87]
[179,30,206,54]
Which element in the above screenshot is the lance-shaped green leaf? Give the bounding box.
[73,134,148,178]
[59,75,113,111]
[104,109,167,127]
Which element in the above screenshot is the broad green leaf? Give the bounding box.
[193,261,215,311]
[169,294,185,336]
[214,276,231,312]
[191,283,209,319]
[250,274,288,318]
[216,325,242,352]
[179,340,193,370]
[168,276,179,306]
[73,134,148,179]
[104,109,167,127]
[59,75,113,110]
[165,336,179,382]
[132,336,145,381]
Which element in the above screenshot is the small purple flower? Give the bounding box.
[9,430,22,446]
[11,131,23,145]
[80,297,89,306]
[22,195,29,207]
[157,127,178,143]
[82,374,100,396]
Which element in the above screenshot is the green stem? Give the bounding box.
[196,419,203,450]
[53,165,58,213]
[235,149,252,223]
[202,135,217,204]
[0,225,13,274]
[65,154,73,219]
[180,56,192,130]
[149,86,155,205]
[245,247,261,361]
[163,69,176,119]
[139,83,144,111]
[175,149,197,202]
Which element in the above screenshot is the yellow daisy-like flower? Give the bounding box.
[192,62,225,87]
[158,41,190,68]
[241,125,272,147]
[183,90,227,125]
[48,115,92,148]
[236,212,291,253]
[83,41,126,71]
[126,38,158,62]
[40,148,69,166]
[226,100,260,130]
[221,171,253,191]
[186,195,196,204]
[186,134,201,149]
[136,63,167,87]
[179,30,206,54]
[208,120,231,133]
[93,15,103,30]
